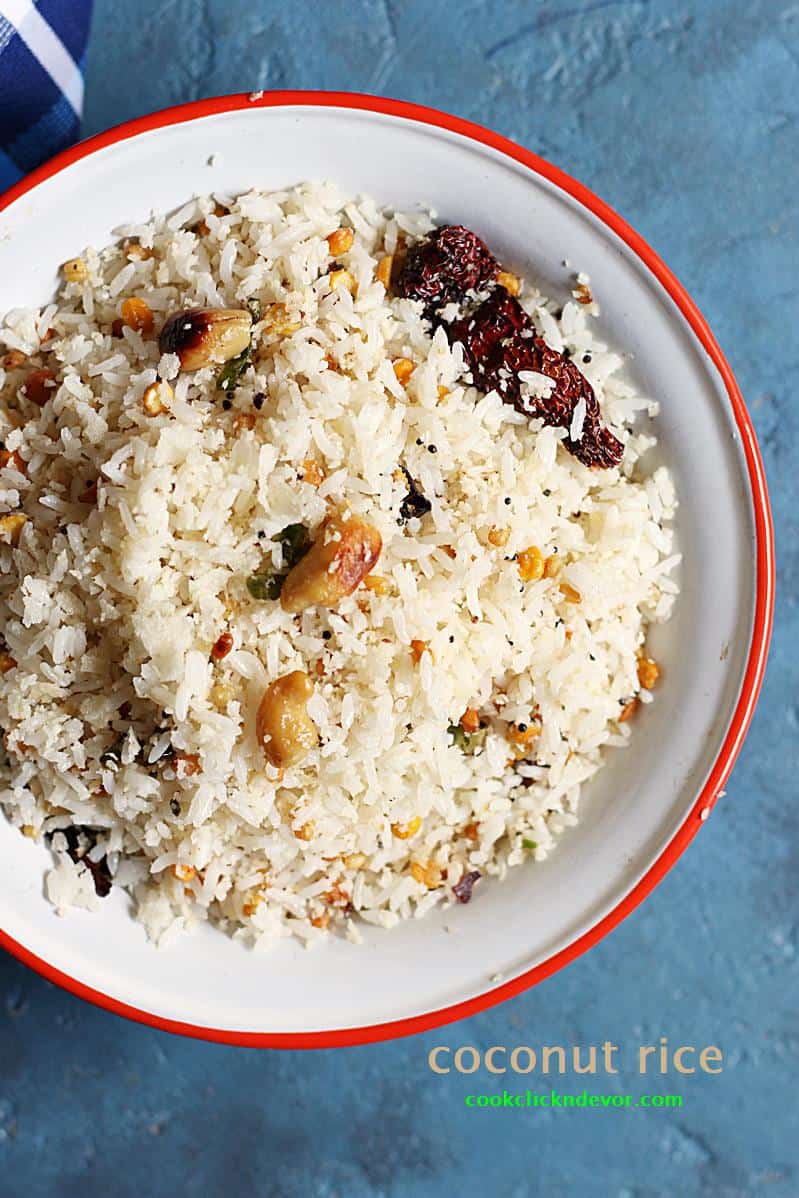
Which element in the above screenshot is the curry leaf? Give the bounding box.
[216,344,251,392]
[246,572,283,601]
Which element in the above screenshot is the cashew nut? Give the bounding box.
[280,513,382,615]
[256,670,318,768]
[158,307,252,372]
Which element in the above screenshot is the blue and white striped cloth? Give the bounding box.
[0,0,92,193]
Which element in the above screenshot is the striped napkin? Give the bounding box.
[0,0,93,193]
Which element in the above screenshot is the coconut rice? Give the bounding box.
[0,182,679,946]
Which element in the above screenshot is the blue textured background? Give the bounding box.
[2,1,796,1194]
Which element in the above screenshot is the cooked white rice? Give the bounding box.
[0,181,679,947]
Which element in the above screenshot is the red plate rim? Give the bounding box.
[0,90,775,1048]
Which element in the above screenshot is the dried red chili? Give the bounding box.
[448,289,623,469]
[60,825,112,898]
[397,466,432,524]
[396,225,498,314]
[453,869,481,904]
[210,631,234,662]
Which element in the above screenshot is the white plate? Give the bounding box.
[0,94,773,1046]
